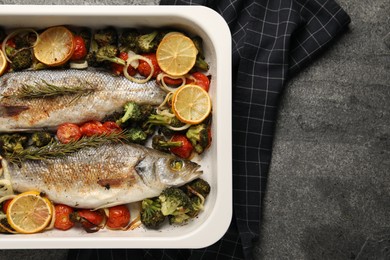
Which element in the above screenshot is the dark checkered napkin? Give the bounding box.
[68,0,350,259]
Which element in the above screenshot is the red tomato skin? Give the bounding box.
[71,36,87,61]
[138,53,161,78]
[80,121,106,137]
[54,204,75,231]
[112,52,136,76]
[2,199,11,213]
[169,134,193,159]
[103,121,122,134]
[57,123,82,144]
[186,72,210,92]
[162,76,183,86]
[106,205,131,229]
[77,209,105,229]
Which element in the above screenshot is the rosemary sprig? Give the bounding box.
[4,80,95,99]
[5,131,128,164]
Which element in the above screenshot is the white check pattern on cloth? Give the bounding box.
[68,0,350,259]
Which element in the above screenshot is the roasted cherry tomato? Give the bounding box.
[71,35,87,61]
[170,134,193,159]
[112,52,136,76]
[103,121,122,134]
[137,53,161,78]
[54,204,75,231]
[106,205,131,229]
[162,76,183,86]
[6,38,16,49]
[2,199,11,213]
[186,72,210,92]
[76,209,105,230]
[57,123,82,144]
[80,121,106,137]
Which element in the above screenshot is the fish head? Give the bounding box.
[155,156,203,186]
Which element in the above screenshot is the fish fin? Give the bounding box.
[0,104,29,117]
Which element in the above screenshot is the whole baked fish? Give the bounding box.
[0,69,166,132]
[0,142,202,208]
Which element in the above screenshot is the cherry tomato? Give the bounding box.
[162,76,183,86]
[77,209,105,229]
[112,52,136,76]
[186,72,210,92]
[57,123,82,144]
[103,121,122,134]
[54,204,75,231]
[71,35,87,61]
[2,199,11,213]
[6,38,16,48]
[170,134,193,159]
[106,205,131,229]
[137,53,161,78]
[80,121,106,137]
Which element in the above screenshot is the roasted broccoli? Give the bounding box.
[94,27,118,47]
[116,102,155,126]
[14,32,36,49]
[159,187,193,224]
[151,135,182,153]
[96,45,124,66]
[136,31,159,53]
[0,134,28,155]
[195,56,210,71]
[126,127,148,144]
[30,132,53,147]
[140,197,166,229]
[146,113,185,129]
[119,28,140,53]
[191,36,209,71]
[9,49,33,71]
[86,39,100,67]
[182,178,211,218]
[185,124,210,154]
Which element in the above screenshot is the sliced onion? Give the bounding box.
[1,28,39,63]
[156,73,186,93]
[165,123,191,131]
[127,50,139,69]
[123,55,154,84]
[0,194,16,205]
[69,60,88,69]
[125,214,141,231]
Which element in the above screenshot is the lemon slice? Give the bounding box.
[33,26,75,67]
[0,49,8,76]
[6,190,53,234]
[172,84,212,124]
[156,34,198,77]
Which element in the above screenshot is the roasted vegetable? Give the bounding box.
[146,113,185,129]
[136,31,159,53]
[30,132,53,147]
[140,197,166,229]
[96,45,125,66]
[0,134,28,155]
[182,178,211,218]
[186,124,210,154]
[9,49,33,71]
[93,27,118,47]
[152,135,182,153]
[159,187,193,224]
[119,28,140,53]
[126,126,148,144]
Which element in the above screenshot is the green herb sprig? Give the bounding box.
[5,131,128,164]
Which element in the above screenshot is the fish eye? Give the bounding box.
[170,159,184,171]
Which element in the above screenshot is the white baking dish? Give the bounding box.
[0,5,232,249]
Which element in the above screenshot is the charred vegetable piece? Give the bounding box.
[126,127,148,144]
[136,31,159,53]
[0,134,28,155]
[159,187,193,224]
[140,197,166,229]
[119,28,140,53]
[94,27,118,47]
[10,49,33,71]
[186,124,210,154]
[30,132,53,147]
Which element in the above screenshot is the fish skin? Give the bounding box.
[0,69,166,132]
[5,142,202,209]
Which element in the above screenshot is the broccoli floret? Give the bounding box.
[119,29,140,53]
[86,39,100,67]
[0,134,28,155]
[195,56,210,71]
[126,127,148,144]
[146,113,185,129]
[136,31,159,53]
[96,45,125,66]
[94,27,118,47]
[10,49,33,71]
[14,32,36,49]
[30,132,53,147]
[182,178,211,218]
[191,36,209,71]
[159,187,193,223]
[152,135,182,153]
[184,178,211,198]
[116,102,142,125]
[185,124,210,154]
[140,197,166,229]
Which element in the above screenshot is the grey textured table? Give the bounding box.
[0,0,389,259]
